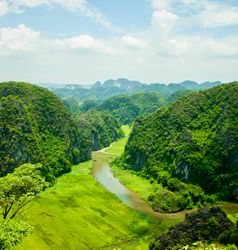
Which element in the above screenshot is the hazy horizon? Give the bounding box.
[33,78,224,86]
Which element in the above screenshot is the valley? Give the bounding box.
[15,125,237,249]
[14,126,179,250]
[2,0,238,248]
[0,81,237,250]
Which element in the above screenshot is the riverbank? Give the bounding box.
[104,126,238,217]
[15,161,159,249]
[92,151,190,221]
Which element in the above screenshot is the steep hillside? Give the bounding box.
[123,82,238,200]
[62,97,82,116]
[130,92,165,115]
[166,89,193,104]
[98,95,140,124]
[81,92,166,124]
[0,82,91,178]
[77,110,123,150]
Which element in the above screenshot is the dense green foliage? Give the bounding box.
[79,99,99,112]
[130,92,165,115]
[123,82,238,201]
[219,223,238,246]
[0,219,32,250]
[149,207,236,250]
[0,163,48,220]
[166,89,193,105]
[98,94,141,124]
[0,163,48,249]
[0,82,91,179]
[148,179,215,212]
[62,97,82,116]
[77,110,123,150]
[81,92,165,124]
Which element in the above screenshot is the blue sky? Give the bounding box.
[0,0,238,84]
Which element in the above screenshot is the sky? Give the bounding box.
[0,0,238,84]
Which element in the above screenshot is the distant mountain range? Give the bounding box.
[36,78,222,100]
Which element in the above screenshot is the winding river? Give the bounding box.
[92,151,238,220]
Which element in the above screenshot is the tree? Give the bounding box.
[0,163,48,220]
[0,219,32,250]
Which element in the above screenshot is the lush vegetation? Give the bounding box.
[58,81,219,126]
[1,81,237,250]
[1,82,144,249]
[0,163,47,220]
[62,97,82,116]
[14,160,164,250]
[149,207,237,250]
[0,163,48,249]
[80,92,165,125]
[104,125,131,156]
[122,82,238,207]
[77,110,123,150]
[79,99,99,113]
[98,94,141,124]
[0,82,91,180]
[0,219,32,250]
[166,89,193,105]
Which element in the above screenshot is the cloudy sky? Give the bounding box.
[0,0,238,84]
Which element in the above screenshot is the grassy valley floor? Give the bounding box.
[15,161,154,249]
[14,125,176,250]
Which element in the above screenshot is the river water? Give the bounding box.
[92,151,238,221]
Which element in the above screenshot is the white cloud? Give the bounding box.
[204,39,238,57]
[150,0,171,10]
[79,5,113,30]
[55,34,108,53]
[2,0,86,10]
[0,1,9,16]
[0,24,112,56]
[151,10,178,33]
[165,39,191,56]
[180,0,196,4]
[0,24,40,54]
[199,5,238,28]
[163,36,238,58]
[122,35,148,50]
[53,0,86,10]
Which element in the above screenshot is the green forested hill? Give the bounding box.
[123,82,238,200]
[0,82,91,178]
[81,92,166,124]
[166,89,193,105]
[130,92,165,115]
[62,97,82,116]
[77,110,123,150]
[98,94,140,124]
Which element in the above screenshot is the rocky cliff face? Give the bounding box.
[0,95,43,175]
